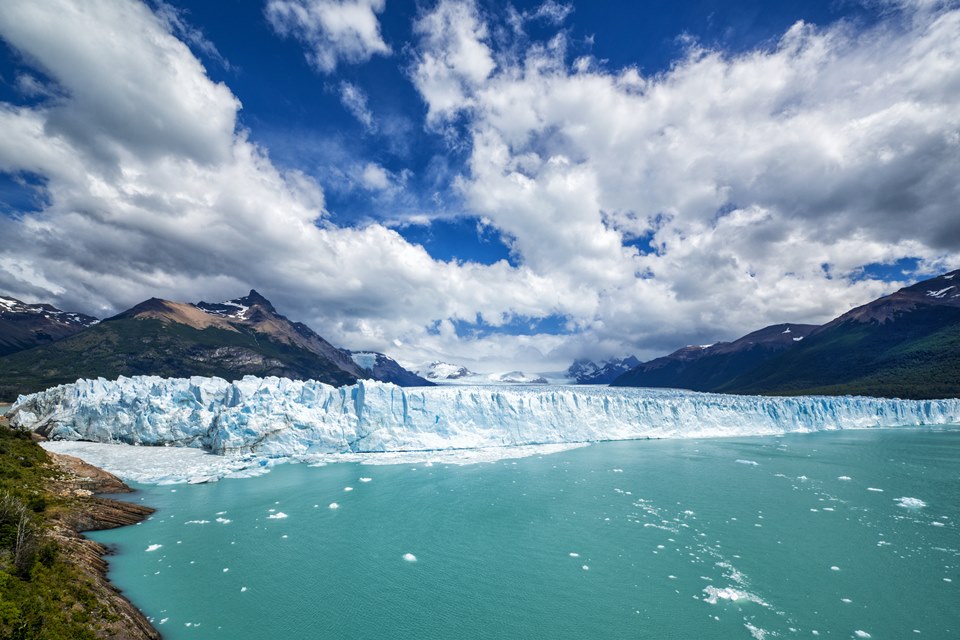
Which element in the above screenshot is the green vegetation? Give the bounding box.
[0,316,356,400]
[0,424,118,639]
[721,307,960,399]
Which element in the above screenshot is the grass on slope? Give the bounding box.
[721,307,960,399]
[0,424,114,640]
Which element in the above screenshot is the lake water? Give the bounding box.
[91,428,959,639]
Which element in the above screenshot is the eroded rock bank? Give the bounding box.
[0,413,159,640]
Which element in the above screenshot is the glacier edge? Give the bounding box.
[9,376,960,459]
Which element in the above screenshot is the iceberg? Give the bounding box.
[9,376,960,459]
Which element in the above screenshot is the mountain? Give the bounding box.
[715,270,960,399]
[492,371,548,384]
[0,295,99,357]
[346,351,434,387]
[612,323,818,391]
[417,361,476,381]
[0,290,363,400]
[567,356,641,384]
[416,362,549,384]
[613,270,960,399]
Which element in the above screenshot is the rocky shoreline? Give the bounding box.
[44,451,161,640]
[0,411,161,640]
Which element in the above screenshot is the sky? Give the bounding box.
[0,0,958,373]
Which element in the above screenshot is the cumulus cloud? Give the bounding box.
[0,0,959,373]
[0,0,583,370]
[409,0,960,360]
[411,0,496,126]
[265,0,391,73]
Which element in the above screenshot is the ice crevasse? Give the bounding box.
[9,376,960,456]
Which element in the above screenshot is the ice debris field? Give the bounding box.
[10,375,960,484]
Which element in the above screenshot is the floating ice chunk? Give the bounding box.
[735,459,759,466]
[359,477,372,482]
[216,517,232,524]
[855,631,871,639]
[932,521,945,527]
[830,566,840,571]
[702,586,767,606]
[569,552,580,557]
[222,568,229,573]
[403,553,417,562]
[328,503,339,510]
[344,487,353,492]
[159,618,168,624]
[895,497,927,509]
[838,476,852,481]
[581,565,590,571]
[745,622,768,640]
[267,512,288,519]
[867,487,884,492]
[185,520,210,525]
[241,587,247,592]
[841,598,852,603]
[146,544,163,552]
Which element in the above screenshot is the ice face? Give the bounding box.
[10,376,960,458]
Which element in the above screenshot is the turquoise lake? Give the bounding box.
[91,429,959,639]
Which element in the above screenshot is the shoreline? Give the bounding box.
[0,411,161,640]
[44,450,161,640]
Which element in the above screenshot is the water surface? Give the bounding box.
[93,428,959,639]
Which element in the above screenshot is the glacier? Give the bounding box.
[10,376,960,459]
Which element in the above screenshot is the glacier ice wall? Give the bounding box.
[9,376,960,456]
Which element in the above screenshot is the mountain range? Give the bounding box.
[612,270,960,399]
[0,290,430,401]
[416,361,548,384]
[0,295,99,357]
[566,356,641,384]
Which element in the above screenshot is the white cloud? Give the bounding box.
[0,0,591,369]
[360,162,391,190]
[0,0,959,373]
[409,0,960,362]
[265,0,390,73]
[528,1,573,25]
[411,0,496,125]
[338,81,376,131]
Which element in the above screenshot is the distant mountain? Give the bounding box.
[613,270,960,399]
[347,351,434,387]
[416,362,548,385]
[492,371,548,384]
[0,290,365,400]
[612,323,817,391]
[0,295,99,357]
[417,361,476,381]
[567,356,641,384]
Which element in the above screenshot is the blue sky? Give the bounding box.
[0,0,957,372]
